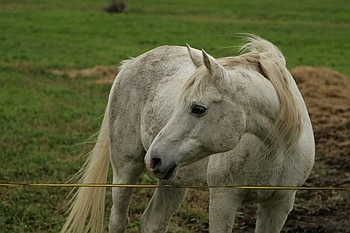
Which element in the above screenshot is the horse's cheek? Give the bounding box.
[201,117,242,153]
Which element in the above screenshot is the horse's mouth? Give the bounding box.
[160,164,177,180]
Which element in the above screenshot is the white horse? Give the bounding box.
[61,35,314,233]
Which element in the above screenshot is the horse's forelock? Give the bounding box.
[180,66,209,107]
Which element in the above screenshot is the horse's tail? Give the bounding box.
[61,107,110,233]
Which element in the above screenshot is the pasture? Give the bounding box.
[0,0,349,232]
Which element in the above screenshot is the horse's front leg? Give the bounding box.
[141,178,187,233]
[255,191,296,233]
[109,161,145,233]
[209,188,243,233]
[141,159,208,233]
[108,141,146,233]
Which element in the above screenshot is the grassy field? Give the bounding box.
[1,0,349,232]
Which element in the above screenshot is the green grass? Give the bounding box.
[1,0,349,232]
[1,0,350,73]
[0,68,110,232]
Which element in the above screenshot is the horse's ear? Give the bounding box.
[186,44,203,68]
[202,49,228,79]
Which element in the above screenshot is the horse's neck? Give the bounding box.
[234,70,280,145]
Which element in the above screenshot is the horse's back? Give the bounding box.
[108,45,197,150]
[111,46,191,99]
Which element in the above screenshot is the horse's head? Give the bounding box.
[145,45,246,179]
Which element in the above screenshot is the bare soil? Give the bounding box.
[51,65,119,83]
[280,67,350,233]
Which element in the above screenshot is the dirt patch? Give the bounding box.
[292,67,350,163]
[51,65,118,84]
[281,67,350,233]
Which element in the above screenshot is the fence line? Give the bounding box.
[1,183,349,191]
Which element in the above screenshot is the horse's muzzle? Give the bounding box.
[146,157,177,180]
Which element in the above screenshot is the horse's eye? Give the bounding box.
[191,104,207,116]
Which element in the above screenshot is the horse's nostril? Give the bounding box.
[151,157,162,170]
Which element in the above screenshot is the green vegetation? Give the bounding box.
[0,0,349,232]
[1,0,350,73]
